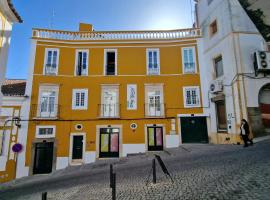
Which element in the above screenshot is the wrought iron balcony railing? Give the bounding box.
[98,104,120,118]
[32,28,201,41]
[44,64,57,75]
[31,104,60,119]
[145,103,165,117]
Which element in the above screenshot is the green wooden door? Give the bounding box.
[181,117,208,143]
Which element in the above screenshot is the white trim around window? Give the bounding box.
[35,125,56,138]
[104,49,117,76]
[146,48,160,75]
[43,48,60,75]
[74,49,89,76]
[183,86,201,108]
[182,47,197,74]
[72,89,88,110]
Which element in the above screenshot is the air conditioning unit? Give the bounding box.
[254,51,270,74]
[209,79,223,94]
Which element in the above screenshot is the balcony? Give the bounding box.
[31,104,60,119]
[145,103,165,118]
[184,62,196,73]
[44,64,57,75]
[147,66,160,75]
[98,104,120,118]
[32,28,202,41]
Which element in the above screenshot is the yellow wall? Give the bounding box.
[25,38,203,167]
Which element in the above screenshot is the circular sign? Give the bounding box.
[130,123,138,130]
[12,143,23,153]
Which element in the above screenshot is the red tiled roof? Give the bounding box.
[1,79,26,96]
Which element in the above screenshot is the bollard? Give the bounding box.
[41,192,47,200]
[152,158,156,184]
[110,164,113,188]
[112,173,116,200]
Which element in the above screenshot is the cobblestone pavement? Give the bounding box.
[1,140,270,200]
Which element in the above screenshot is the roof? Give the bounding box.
[1,79,26,96]
[7,0,23,23]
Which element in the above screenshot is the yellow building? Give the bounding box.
[17,23,206,177]
[0,80,26,183]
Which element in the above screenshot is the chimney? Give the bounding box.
[79,23,94,32]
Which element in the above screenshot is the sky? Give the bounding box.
[6,0,195,79]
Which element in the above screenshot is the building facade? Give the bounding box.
[195,0,270,144]
[0,79,26,183]
[0,0,22,107]
[14,24,208,177]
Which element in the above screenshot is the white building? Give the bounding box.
[0,0,22,107]
[196,0,270,144]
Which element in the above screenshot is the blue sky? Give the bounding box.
[7,0,195,79]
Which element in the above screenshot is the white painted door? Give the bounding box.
[102,89,118,117]
[147,91,161,116]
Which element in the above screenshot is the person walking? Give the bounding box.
[240,119,254,147]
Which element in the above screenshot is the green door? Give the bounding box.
[181,117,208,143]
[72,135,83,160]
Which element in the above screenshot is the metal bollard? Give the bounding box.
[110,164,113,188]
[41,192,47,200]
[152,158,156,184]
[112,173,116,200]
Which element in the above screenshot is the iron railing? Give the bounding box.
[44,64,57,75]
[145,103,165,117]
[98,104,120,118]
[31,104,60,119]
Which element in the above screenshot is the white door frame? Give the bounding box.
[69,132,86,165]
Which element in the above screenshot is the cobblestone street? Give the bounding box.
[1,140,270,200]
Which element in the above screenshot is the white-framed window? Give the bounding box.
[183,86,201,108]
[38,85,59,118]
[75,49,89,76]
[127,84,137,110]
[43,48,59,75]
[145,84,164,117]
[182,47,196,73]
[72,89,88,110]
[104,49,117,75]
[36,126,56,138]
[146,48,160,75]
[100,85,119,117]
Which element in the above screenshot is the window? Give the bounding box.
[145,85,164,117]
[127,84,137,110]
[216,100,227,131]
[36,126,56,138]
[182,47,196,73]
[100,86,119,117]
[75,50,88,76]
[44,48,59,75]
[214,56,224,78]
[209,20,218,37]
[183,87,201,107]
[147,49,160,75]
[38,86,59,118]
[72,89,88,110]
[104,49,117,75]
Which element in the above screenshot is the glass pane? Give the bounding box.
[41,97,48,112]
[156,128,163,146]
[153,51,157,68]
[49,97,55,112]
[52,51,57,67]
[47,51,52,65]
[110,133,119,152]
[148,128,155,146]
[100,134,109,152]
[148,51,153,68]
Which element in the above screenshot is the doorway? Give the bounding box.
[147,126,164,151]
[99,128,119,158]
[33,142,54,174]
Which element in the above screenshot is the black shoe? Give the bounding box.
[244,145,248,148]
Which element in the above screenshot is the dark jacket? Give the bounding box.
[240,122,250,136]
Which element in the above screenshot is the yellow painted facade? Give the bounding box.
[24,25,205,174]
